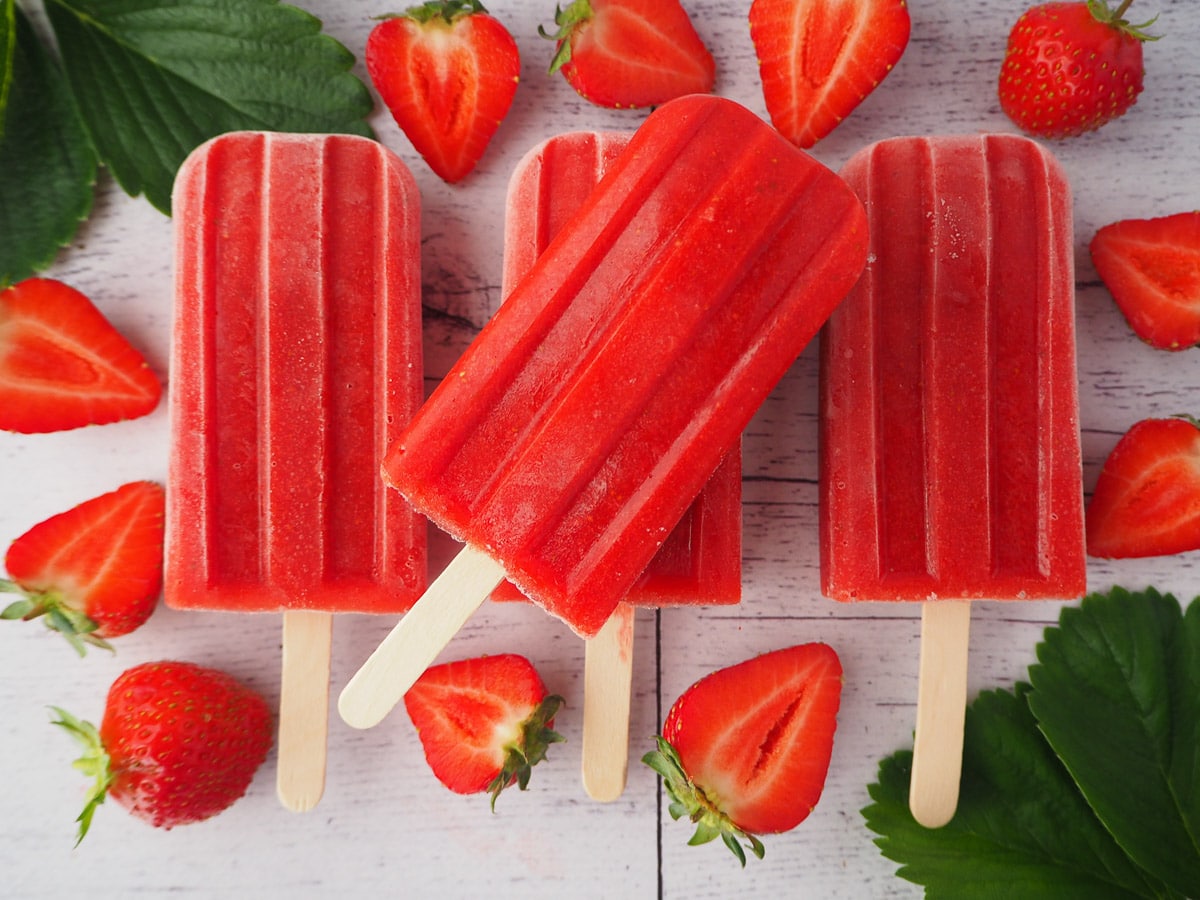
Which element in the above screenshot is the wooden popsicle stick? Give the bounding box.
[276,610,333,812]
[338,546,507,730]
[581,602,636,802]
[909,600,971,829]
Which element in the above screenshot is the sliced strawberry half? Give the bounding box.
[1086,416,1200,558]
[644,642,843,864]
[1090,211,1200,351]
[3,481,165,654]
[404,653,564,808]
[367,0,521,184]
[0,278,162,433]
[749,0,911,149]
[542,0,716,109]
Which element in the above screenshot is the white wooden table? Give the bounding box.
[4,0,1198,896]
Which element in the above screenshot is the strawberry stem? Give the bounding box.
[1088,0,1161,39]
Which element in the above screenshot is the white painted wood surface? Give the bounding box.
[3,0,1198,896]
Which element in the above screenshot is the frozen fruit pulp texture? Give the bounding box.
[490,130,742,607]
[166,131,426,613]
[819,134,1085,602]
[383,94,868,636]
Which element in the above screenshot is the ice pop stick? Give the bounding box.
[277,611,333,810]
[340,95,867,729]
[340,547,506,729]
[581,602,637,801]
[909,601,970,827]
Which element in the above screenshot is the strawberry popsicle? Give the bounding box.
[494,129,743,800]
[166,131,425,810]
[819,134,1086,827]
[339,94,868,730]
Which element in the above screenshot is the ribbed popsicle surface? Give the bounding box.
[491,130,742,608]
[166,132,425,613]
[820,134,1085,601]
[384,96,868,636]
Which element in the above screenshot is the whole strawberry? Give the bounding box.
[643,643,842,865]
[2,481,165,654]
[366,0,520,183]
[53,661,272,841]
[404,653,563,808]
[998,0,1158,139]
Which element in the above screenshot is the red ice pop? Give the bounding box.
[166,131,426,810]
[819,134,1086,826]
[339,94,868,730]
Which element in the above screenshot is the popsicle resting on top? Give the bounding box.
[819,133,1086,826]
[166,131,426,810]
[338,93,869,730]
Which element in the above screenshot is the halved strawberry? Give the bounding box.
[403,653,564,808]
[749,0,911,149]
[366,0,520,184]
[2,481,165,654]
[542,0,715,109]
[0,278,162,433]
[1090,211,1200,351]
[1086,416,1200,558]
[643,643,843,864]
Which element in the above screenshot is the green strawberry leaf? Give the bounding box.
[0,4,97,286]
[44,0,374,214]
[1027,587,1200,898]
[864,685,1178,899]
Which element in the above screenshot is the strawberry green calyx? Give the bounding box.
[49,706,115,845]
[540,0,593,74]
[1087,0,1160,41]
[642,736,766,866]
[388,0,488,25]
[0,581,111,656]
[487,694,566,811]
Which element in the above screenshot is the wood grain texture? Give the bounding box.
[3,0,1200,896]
